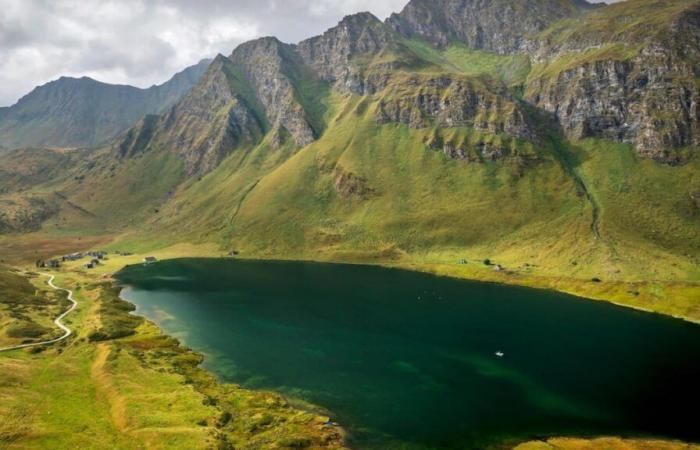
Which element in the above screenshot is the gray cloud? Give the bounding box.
[0,0,620,106]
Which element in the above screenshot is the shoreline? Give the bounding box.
[4,235,697,324]
[107,256,700,450]
[119,251,700,325]
[3,252,698,449]
[113,279,350,445]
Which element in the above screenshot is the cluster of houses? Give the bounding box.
[36,259,61,269]
[36,250,158,270]
[36,250,110,270]
[83,251,108,269]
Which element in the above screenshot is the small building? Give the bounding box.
[458,259,467,265]
[91,258,101,266]
[84,262,95,269]
[88,251,107,259]
[37,259,61,268]
[228,250,240,257]
[494,264,504,272]
[63,252,83,261]
[143,256,158,264]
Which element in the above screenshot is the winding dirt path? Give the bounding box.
[91,343,130,432]
[0,274,77,353]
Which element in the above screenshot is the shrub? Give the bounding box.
[216,411,233,428]
[278,437,312,448]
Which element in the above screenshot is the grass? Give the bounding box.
[0,268,345,449]
[0,86,697,322]
[515,436,700,450]
[527,0,700,92]
[539,0,700,48]
[0,268,69,348]
[401,39,532,86]
[84,90,694,322]
[1,249,697,449]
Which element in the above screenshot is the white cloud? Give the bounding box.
[0,0,620,106]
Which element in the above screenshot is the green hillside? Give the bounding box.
[0,1,699,449]
[0,0,697,320]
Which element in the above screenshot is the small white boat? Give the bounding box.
[495,351,505,358]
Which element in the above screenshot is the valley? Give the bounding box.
[1,0,699,448]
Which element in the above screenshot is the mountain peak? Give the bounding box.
[338,11,382,26]
[0,61,210,150]
[387,0,593,53]
[231,36,286,57]
[296,10,395,91]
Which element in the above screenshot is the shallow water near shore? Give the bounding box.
[117,259,700,449]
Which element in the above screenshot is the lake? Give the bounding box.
[116,259,700,449]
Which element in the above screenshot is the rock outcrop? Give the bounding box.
[0,196,58,233]
[296,12,395,93]
[117,55,265,175]
[230,37,318,147]
[527,51,700,163]
[375,74,537,142]
[112,0,700,172]
[527,2,700,163]
[387,0,596,54]
[333,167,375,198]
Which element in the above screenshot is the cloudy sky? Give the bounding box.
[0,0,620,106]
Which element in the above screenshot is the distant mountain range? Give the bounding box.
[1,0,698,295]
[0,59,211,150]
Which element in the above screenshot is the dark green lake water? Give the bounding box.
[116,259,700,449]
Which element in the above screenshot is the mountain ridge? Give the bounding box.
[0,59,212,150]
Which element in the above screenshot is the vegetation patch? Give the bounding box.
[87,284,142,342]
[0,268,67,347]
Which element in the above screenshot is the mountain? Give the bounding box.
[1,0,699,315]
[0,59,211,150]
[528,0,700,163]
[386,0,599,53]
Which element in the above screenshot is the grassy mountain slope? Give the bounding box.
[0,0,697,319]
[134,90,696,283]
[0,2,699,449]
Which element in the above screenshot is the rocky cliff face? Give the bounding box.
[528,49,700,163]
[527,1,700,163]
[375,74,537,142]
[387,0,595,54]
[118,55,265,175]
[230,37,318,147]
[109,0,700,173]
[114,38,327,175]
[296,13,395,93]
